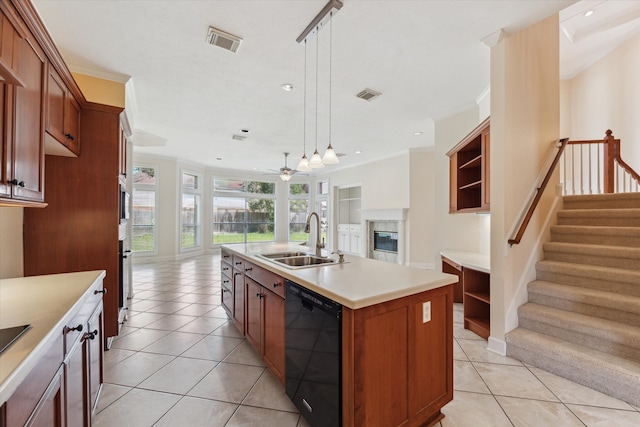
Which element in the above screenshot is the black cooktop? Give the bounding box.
[0,324,31,355]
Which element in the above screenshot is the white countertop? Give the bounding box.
[224,243,458,309]
[440,249,490,273]
[0,270,106,404]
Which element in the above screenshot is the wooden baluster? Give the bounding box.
[603,129,615,193]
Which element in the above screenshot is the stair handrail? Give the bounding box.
[508,137,569,246]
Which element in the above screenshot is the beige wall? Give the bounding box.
[408,148,436,268]
[72,73,126,108]
[490,15,560,350]
[433,107,491,269]
[0,207,24,278]
[565,32,640,170]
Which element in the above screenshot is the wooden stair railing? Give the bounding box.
[564,130,640,195]
[508,138,569,246]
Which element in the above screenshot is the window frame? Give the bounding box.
[288,182,311,242]
[180,169,203,252]
[131,164,158,255]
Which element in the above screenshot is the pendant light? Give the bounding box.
[308,26,324,169]
[296,40,312,172]
[322,11,339,165]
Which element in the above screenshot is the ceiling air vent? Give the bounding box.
[356,88,381,101]
[232,134,247,141]
[206,26,242,53]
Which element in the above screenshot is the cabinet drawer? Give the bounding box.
[243,260,285,299]
[232,255,244,270]
[63,285,104,355]
[221,248,232,263]
[220,260,232,276]
[349,224,362,233]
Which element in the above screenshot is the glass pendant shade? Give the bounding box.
[322,143,339,164]
[309,149,325,168]
[297,154,312,172]
[280,172,292,181]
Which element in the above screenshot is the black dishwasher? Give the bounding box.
[285,279,342,427]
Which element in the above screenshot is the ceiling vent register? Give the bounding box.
[206,26,242,53]
[356,88,381,101]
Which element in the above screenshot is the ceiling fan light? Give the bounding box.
[322,144,339,164]
[297,154,312,172]
[309,149,325,168]
[280,172,292,181]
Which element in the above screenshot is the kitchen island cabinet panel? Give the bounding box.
[245,277,262,352]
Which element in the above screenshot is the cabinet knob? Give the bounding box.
[83,329,98,341]
[65,133,75,141]
[222,288,230,293]
[7,179,24,187]
[235,261,242,265]
[94,289,107,295]
[234,272,242,276]
[245,267,252,272]
[273,283,280,288]
[256,293,263,299]
[66,324,83,333]
[223,279,229,284]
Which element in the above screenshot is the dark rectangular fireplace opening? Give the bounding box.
[373,231,398,253]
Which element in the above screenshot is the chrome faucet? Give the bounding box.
[305,211,325,257]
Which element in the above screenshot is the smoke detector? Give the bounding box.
[206,26,242,53]
[356,88,381,101]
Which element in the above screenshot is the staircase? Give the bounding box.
[506,192,640,406]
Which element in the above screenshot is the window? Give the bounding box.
[212,179,276,244]
[181,172,201,250]
[132,166,157,253]
[289,183,310,242]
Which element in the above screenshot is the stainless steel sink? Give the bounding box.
[256,253,338,269]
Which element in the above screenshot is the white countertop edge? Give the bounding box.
[225,243,458,309]
[440,249,490,274]
[0,270,106,404]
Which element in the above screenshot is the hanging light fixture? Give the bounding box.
[296,40,312,172]
[308,25,324,169]
[297,0,342,169]
[322,10,339,165]
[280,152,294,181]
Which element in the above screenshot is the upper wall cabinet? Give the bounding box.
[45,65,80,156]
[0,9,25,86]
[446,118,490,213]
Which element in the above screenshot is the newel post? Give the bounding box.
[603,129,615,193]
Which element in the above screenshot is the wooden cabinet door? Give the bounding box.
[0,10,24,86]
[232,269,244,332]
[64,93,81,154]
[0,82,10,198]
[12,35,44,202]
[45,67,65,142]
[87,307,103,416]
[245,277,262,352]
[221,272,233,317]
[64,336,87,427]
[25,366,64,427]
[262,287,285,384]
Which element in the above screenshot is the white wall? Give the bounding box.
[566,32,640,170]
[408,148,435,268]
[0,207,24,278]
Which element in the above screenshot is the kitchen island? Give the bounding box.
[222,243,458,427]
[0,271,106,426]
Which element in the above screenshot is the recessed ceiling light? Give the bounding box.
[216,157,222,161]
[282,83,295,91]
[584,9,594,17]
[355,150,362,154]
[414,131,423,136]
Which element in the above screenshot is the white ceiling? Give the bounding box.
[31,0,639,175]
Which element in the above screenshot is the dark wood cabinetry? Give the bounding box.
[45,66,80,156]
[441,256,463,303]
[231,255,245,333]
[0,8,24,87]
[0,3,46,206]
[447,117,490,213]
[220,255,233,318]
[24,104,125,344]
[342,284,453,426]
[243,261,285,384]
[462,268,490,340]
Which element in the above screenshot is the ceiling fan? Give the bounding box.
[267,152,307,181]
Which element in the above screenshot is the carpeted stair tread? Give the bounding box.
[518,303,640,352]
[528,280,640,316]
[506,328,640,406]
[536,259,640,287]
[556,208,640,227]
[543,242,640,270]
[550,225,640,238]
[563,192,640,210]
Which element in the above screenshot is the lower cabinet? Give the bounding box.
[244,274,285,384]
[2,281,104,427]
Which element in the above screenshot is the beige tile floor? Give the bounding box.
[94,253,640,427]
